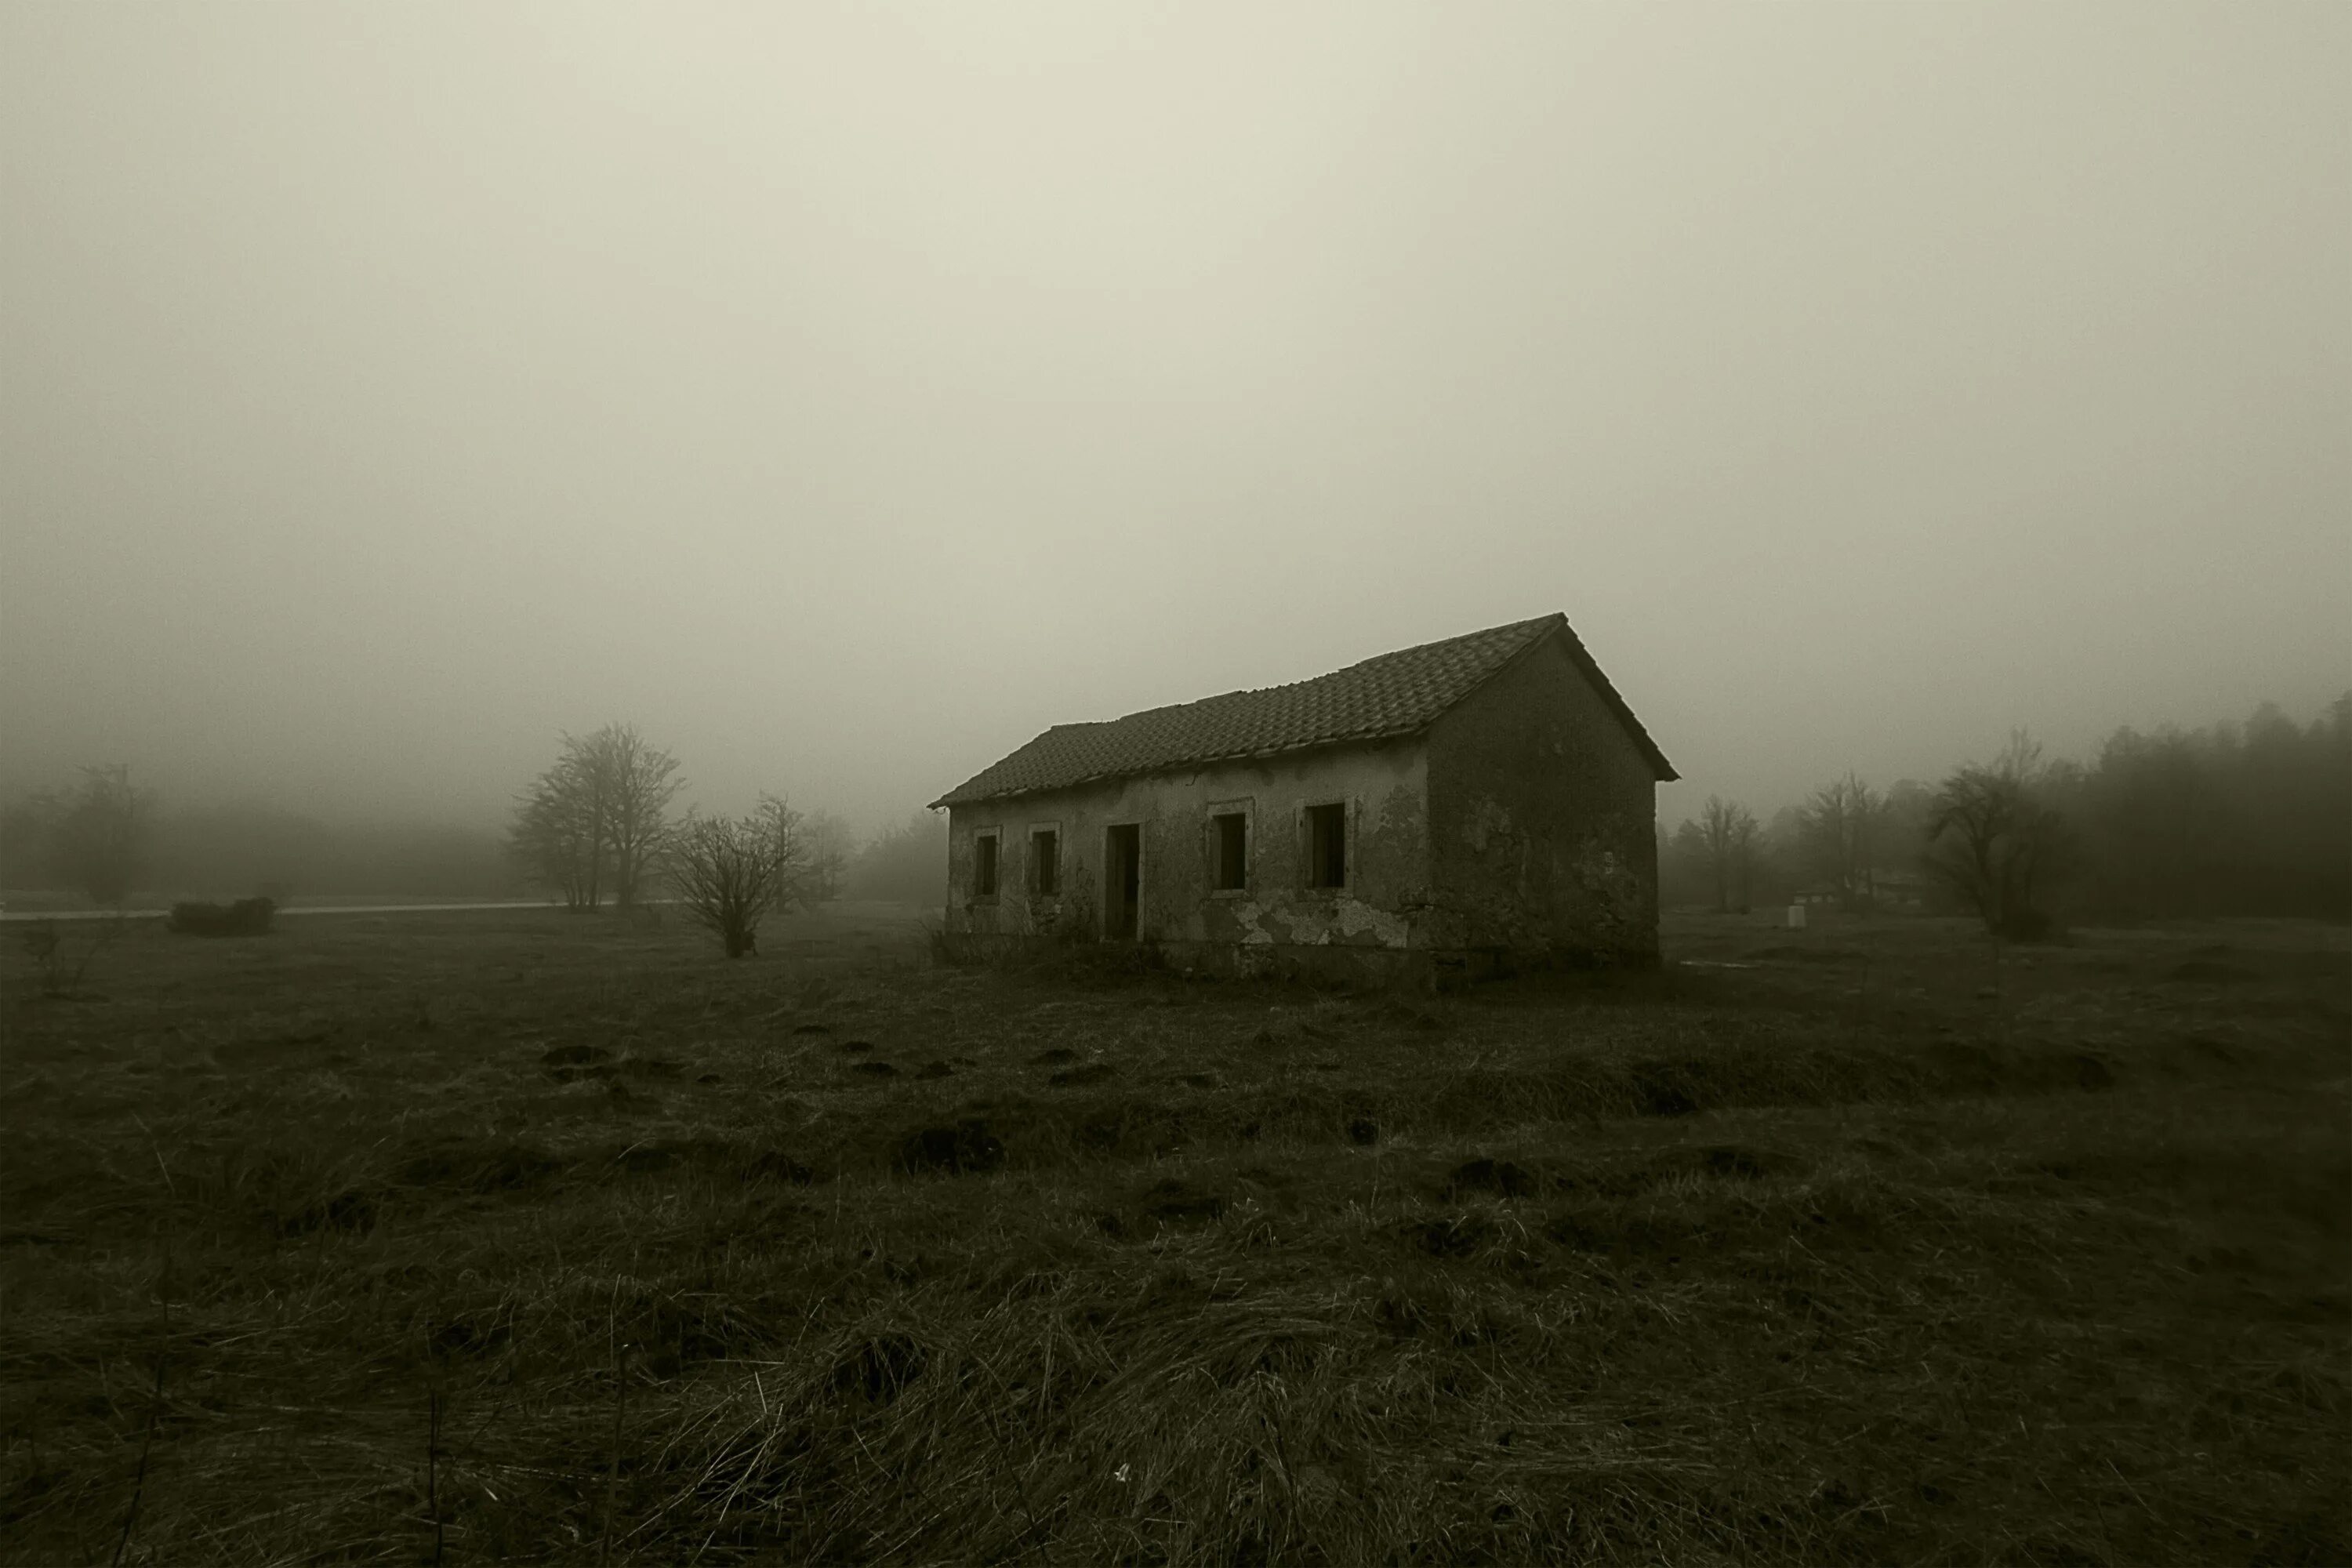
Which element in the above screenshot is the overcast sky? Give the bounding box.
[4,3,2346,834]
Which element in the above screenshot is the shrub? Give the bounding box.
[166,897,276,937]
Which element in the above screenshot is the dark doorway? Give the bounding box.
[1105,824,1141,939]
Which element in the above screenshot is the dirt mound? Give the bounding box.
[1445,1158,1537,1199]
[397,1142,561,1193]
[2168,959,2257,984]
[897,1120,1006,1175]
[1140,1178,1226,1225]
[742,1151,818,1185]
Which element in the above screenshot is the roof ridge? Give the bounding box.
[930,612,1663,808]
[1154,612,1561,704]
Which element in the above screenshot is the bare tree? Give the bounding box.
[1799,773,1885,912]
[579,725,681,909]
[9,765,151,907]
[508,750,602,910]
[1697,796,1760,913]
[506,725,681,911]
[797,808,855,905]
[1924,732,2070,940]
[671,796,819,957]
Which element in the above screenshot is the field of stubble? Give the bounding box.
[3,902,2346,1566]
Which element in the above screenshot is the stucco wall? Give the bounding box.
[1423,632,1662,964]
[945,739,1432,964]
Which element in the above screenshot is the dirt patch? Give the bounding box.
[742,1151,818,1185]
[427,1308,514,1359]
[1446,1158,1537,1200]
[914,1061,955,1080]
[397,1142,561,1193]
[851,1062,899,1079]
[1140,1178,1227,1225]
[897,1120,1006,1175]
[1694,1144,1784,1180]
[2168,959,2257,984]
[1075,1101,1190,1158]
[1628,1061,1703,1117]
[279,1189,377,1236]
[1410,1214,1499,1258]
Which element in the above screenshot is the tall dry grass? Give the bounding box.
[2,907,2344,1563]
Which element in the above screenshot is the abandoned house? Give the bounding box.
[929,613,1678,982]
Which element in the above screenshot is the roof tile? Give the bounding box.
[931,613,1672,807]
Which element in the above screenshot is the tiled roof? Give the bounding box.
[931,613,1675,808]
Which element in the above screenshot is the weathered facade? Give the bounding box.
[930,615,1676,982]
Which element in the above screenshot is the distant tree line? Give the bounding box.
[1663,694,2350,932]
[840,811,949,906]
[1,768,517,906]
[0,785,517,907]
[3,752,950,930]
[1,764,149,905]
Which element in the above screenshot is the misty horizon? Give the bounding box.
[5,5,2347,842]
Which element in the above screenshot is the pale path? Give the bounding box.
[0,901,563,922]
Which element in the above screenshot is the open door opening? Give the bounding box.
[1104,824,1141,940]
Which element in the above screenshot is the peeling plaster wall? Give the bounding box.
[945,739,1431,965]
[1424,632,1663,964]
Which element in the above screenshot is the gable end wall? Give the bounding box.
[1424,632,1661,963]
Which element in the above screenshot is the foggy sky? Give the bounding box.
[5,3,2347,835]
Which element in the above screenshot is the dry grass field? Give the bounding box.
[3,902,2347,1565]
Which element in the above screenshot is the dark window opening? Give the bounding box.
[1105,824,1141,939]
[974,833,999,898]
[1306,803,1347,889]
[1213,813,1248,891]
[1030,829,1059,896]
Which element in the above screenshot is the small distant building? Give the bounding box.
[1793,871,1933,913]
[928,614,1677,982]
